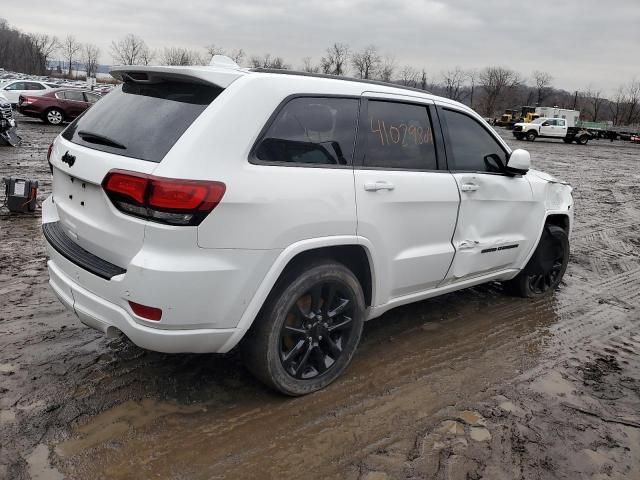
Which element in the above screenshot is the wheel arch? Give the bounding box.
[219,236,377,352]
[516,212,571,276]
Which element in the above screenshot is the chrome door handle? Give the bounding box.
[364,181,395,192]
[460,183,479,192]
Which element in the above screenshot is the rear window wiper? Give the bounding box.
[77,130,127,150]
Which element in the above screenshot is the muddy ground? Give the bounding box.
[1,115,639,480]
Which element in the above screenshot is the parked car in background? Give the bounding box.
[0,93,21,146]
[18,89,101,125]
[0,79,53,105]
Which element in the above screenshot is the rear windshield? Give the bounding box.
[62,80,222,162]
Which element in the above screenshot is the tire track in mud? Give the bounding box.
[2,122,640,479]
[53,263,639,479]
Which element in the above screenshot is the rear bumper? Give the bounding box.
[41,195,280,353]
[47,258,237,353]
[16,106,42,118]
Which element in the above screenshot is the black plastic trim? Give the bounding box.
[250,68,433,96]
[43,221,126,280]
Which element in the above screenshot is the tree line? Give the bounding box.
[1,18,638,125]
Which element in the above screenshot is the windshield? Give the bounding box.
[62,80,223,162]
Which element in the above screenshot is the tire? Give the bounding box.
[576,135,589,145]
[514,133,524,141]
[242,260,365,396]
[44,108,64,125]
[526,131,537,142]
[503,225,569,298]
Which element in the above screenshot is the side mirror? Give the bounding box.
[506,149,530,175]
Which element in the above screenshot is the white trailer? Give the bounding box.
[535,107,580,128]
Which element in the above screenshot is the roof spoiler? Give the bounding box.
[110,63,244,89]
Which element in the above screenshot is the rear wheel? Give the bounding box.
[44,108,64,125]
[504,225,569,298]
[243,260,365,396]
[576,135,589,145]
[526,130,537,142]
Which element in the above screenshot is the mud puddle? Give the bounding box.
[1,119,639,479]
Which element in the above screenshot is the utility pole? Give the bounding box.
[572,90,578,110]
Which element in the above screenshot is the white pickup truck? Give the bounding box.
[513,117,592,145]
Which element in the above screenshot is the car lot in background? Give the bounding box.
[0,79,52,105]
[18,89,101,124]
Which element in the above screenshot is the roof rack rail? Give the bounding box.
[249,68,431,95]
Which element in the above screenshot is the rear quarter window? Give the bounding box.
[62,80,222,162]
[253,97,359,166]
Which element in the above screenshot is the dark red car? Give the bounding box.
[18,89,101,125]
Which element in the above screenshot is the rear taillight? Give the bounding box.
[129,301,162,321]
[102,169,226,226]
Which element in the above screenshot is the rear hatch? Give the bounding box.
[49,67,240,269]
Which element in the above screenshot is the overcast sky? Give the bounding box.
[3,0,639,93]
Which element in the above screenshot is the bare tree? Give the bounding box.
[351,45,380,79]
[609,86,627,126]
[301,56,320,73]
[29,33,59,73]
[478,66,521,116]
[205,45,244,65]
[249,53,289,69]
[61,35,82,77]
[82,43,100,78]
[625,78,640,125]
[378,55,395,82]
[584,88,604,121]
[441,66,466,101]
[320,43,349,76]
[161,47,203,66]
[110,34,149,65]
[140,48,156,66]
[399,65,419,87]
[532,70,553,105]
[205,44,225,57]
[228,48,245,65]
[420,69,427,90]
[466,69,478,109]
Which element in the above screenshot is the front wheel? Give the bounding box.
[504,225,569,298]
[526,131,537,142]
[243,260,365,396]
[563,138,573,144]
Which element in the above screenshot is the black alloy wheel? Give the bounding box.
[279,281,357,379]
[243,260,365,396]
[504,225,569,298]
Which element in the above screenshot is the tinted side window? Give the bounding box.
[255,97,358,166]
[27,82,45,90]
[84,93,100,103]
[363,101,437,170]
[443,109,507,172]
[64,90,85,101]
[5,82,24,91]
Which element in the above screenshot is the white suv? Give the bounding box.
[42,59,573,395]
